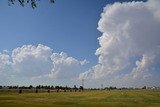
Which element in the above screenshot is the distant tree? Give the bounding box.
[8,0,55,9]
[51,85,54,89]
[142,86,147,89]
[36,85,40,89]
[47,86,51,89]
[65,86,68,90]
[44,85,48,89]
[55,86,59,89]
[109,86,117,90]
[8,86,13,89]
[73,85,77,92]
[79,86,83,90]
[29,85,33,89]
[41,85,44,89]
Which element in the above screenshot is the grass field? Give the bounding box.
[0,89,160,107]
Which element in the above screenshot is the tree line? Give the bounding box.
[0,85,83,90]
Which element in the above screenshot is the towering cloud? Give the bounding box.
[80,0,160,87]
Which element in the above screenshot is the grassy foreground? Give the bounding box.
[0,90,160,107]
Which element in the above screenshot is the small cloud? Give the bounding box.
[3,49,9,54]
[80,59,89,65]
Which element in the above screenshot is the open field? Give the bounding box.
[0,89,160,107]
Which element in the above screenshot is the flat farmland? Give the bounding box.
[0,89,160,107]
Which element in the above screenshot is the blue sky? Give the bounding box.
[0,0,145,67]
[0,0,159,87]
[0,0,107,67]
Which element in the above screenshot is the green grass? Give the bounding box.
[0,90,160,107]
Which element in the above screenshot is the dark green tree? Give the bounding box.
[73,85,77,92]
[79,86,83,90]
[8,0,55,9]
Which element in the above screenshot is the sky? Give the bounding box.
[0,0,160,88]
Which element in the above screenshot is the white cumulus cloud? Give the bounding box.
[0,53,11,73]
[49,52,84,79]
[0,44,87,85]
[80,0,160,87]
[11,44,53,77]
